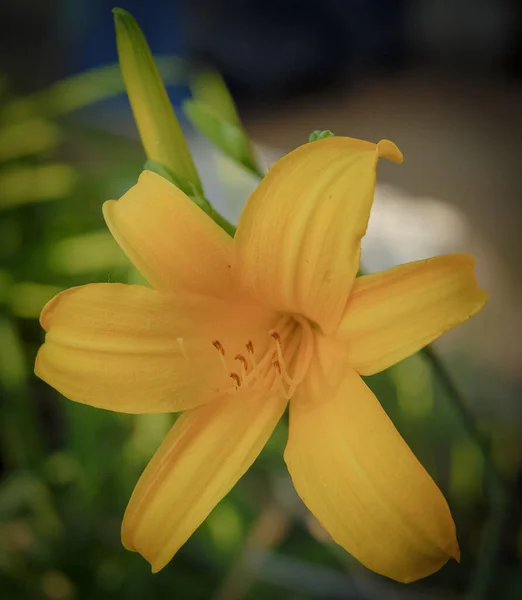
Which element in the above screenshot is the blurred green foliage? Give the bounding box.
[0,60,520,600]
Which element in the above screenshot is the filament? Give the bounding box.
[177,316,314,400]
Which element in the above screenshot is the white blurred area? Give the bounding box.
[364,184,522,403]
[365,184,469,270]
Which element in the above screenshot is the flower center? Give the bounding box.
[177,315,314,400]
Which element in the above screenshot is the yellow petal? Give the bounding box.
[337,254,487,375]
[122,390,287,571]
[35,283,276,413]
[285,339,459,583]
[103,170,233,295]
[234,137,402,334]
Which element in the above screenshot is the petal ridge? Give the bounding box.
[103,170,233,296]
[337,253,487,374]
[234,136,400,333]
[284,336,459,582]
[122,390,287,571]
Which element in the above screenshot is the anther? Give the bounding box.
[234,354,249,380]
[212,340,230,378]
[229,372,241,389]
[272,359,291,399]
[245,340,261,381]
[212,340,225,355]
[234,354,249,370]
[269,329,289,378]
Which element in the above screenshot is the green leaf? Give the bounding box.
[0,59,186,123]
[0,163,78,211]
[190,69,241,125]
[113,7,203,196]
[183,99,262,178]
[0,119,61,162]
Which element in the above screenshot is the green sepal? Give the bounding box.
[309,129,335,142]
[143,159,236,238]
[143,159,193,197]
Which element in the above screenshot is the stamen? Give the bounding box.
[269,330,285,367]
[272,359,291,399]
[212,340,225,355]
[212,339,230,378]
[234,354,249,379]
[269,329,292,385]
[269,330,280,342]
[229,372,241,390]
[179,316,313,401]
[246,340,260,380]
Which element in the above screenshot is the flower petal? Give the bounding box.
[285,341,459,583]
[337,254,487,375]
[122,390,287,571]
[234,137,402,334]
[103,170,233,295]
[35,283,276,413]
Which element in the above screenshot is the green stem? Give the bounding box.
[421,346,508,599]
[422,347,503,490]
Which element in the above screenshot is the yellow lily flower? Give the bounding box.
[35,136,486,582]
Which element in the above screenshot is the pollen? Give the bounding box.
[269,329,288,376]
[269,330,280,342]
[212,339,230,378]
[234,354,249,370]
[233,354,248,381]
[229,372,241,389]
[212,340,225,355]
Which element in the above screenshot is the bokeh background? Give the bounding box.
[1,1,521,599]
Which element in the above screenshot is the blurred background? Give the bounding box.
[0,1,521,599]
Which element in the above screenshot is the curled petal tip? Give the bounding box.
[452,538,461,563]
[150,561,163,574]
[475,289,488,313]
[377,139,403,164]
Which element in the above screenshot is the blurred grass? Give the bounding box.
[0,62,519,600]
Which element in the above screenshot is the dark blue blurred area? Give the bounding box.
[1,0,520,105]
[182,0,406,99]
[58,0,185,73]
